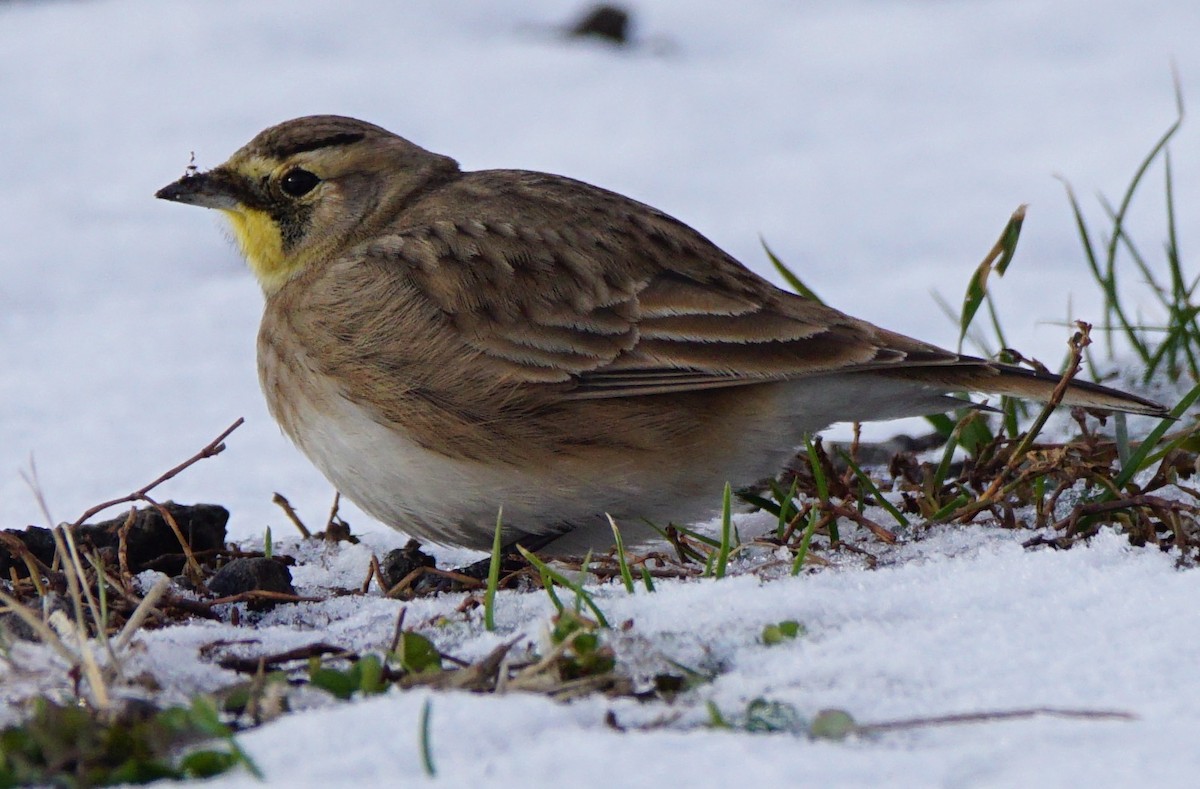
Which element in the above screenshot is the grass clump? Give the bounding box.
[0,697,258,788]
[1062,79,1195,384]
[752,92,1200,564]
[761,620,805,645]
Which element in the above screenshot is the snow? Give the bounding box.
[1,0,1199,786]
[138,528,1200,789]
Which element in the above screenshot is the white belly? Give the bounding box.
[271,368,721,550]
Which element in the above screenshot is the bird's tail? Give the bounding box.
[877,361,1168,417]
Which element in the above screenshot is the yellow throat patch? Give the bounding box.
[221,207,292,293]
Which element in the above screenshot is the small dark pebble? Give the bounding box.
[0,612,38,642]
[412,550,532,595]
[319,517,358,544]
[569,4,631,45]
[0,592,69,641]
[379,539,436,589]
[209,557,296,602]
[0,526,57,578]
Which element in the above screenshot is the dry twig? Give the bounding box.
[70,418,244,528]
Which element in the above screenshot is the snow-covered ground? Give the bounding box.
[2,1,1199,786]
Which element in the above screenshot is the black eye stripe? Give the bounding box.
[280,168,320,198]
[269,132,365,159]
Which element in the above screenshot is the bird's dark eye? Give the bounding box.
[280,168,320,197]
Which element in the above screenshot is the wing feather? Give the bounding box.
[358,171,918,397]
[347,172,1089,405]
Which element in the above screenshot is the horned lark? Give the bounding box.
[156,115,1166,551]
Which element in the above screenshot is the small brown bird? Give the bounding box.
[156,115,1165,551]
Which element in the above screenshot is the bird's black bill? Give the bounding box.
[155,170,242,210]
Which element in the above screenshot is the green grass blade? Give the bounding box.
[740,491,780,517]
[1112,381,1200,490]
[1099,195,1170,309]
[715,482,733,579]
[772,477,800,540]
[1160,148,1200,381]
[1103,107,1183,275]
[707,701,733,728]
[484,508,503,632]
[790,510,821,576]
[838,450,909,528]
[924,412,957,440]
[933,289,992,357]
[1099,96,1184,364]
[607,515,636,594]
[535,563,564,613]
[1058,178,1150,361]
[668,522,722,549]
[1114,412,1131,469]
[928,492,972,522]
[983,293,1012,358]
[761,238,824,303]
[1134,423,1200,470]
[517,546,610,628]
[958,206,1025,352]
[419,698,436,777]
[803,436,836,542]
[803,436,829,502]
[933,414,974,489]
[576,550,594,613]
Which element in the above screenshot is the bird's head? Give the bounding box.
[156,115,458,294]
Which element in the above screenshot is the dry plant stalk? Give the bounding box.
[981,322,1093,501]
[272,492,312,539]
[71,417,243,528]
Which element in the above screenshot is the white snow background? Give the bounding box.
[2,0,1199,786]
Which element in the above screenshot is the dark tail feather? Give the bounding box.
[879,362,1168,418]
